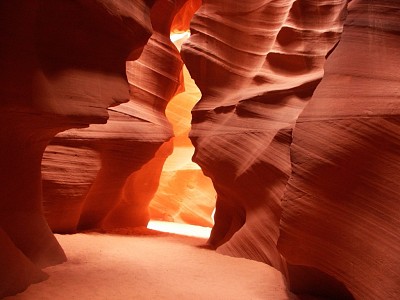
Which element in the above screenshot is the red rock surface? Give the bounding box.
[171,0,201,32]
[42,0,188,233]
[181,0,348,274]
[0,228,48,298]
[0,0,153,296]
[2,0,399,299]
[277,0,400,299]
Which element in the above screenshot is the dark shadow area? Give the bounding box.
[288,264,355,300]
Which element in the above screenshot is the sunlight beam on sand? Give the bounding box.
[147,220,212,239]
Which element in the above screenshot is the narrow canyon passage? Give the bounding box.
[1,0,399,299]
[147,31,217,232]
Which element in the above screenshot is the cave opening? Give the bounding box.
[146,29,217,238]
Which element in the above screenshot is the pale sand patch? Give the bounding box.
[6,232,295,300]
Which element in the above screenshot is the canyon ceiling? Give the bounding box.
[0,0,399,299]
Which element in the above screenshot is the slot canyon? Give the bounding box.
[0,0,399,299]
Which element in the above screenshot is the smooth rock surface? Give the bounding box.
[0,0,153,296]
[42,0,188,233]
[181,0,348,274]
[2,0,399,299]
[278,1,400,299]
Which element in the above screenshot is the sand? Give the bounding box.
[5,227,295,300]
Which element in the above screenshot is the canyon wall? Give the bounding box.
[1,0,399,299]
[181,0,400,298]
[278,0,400,299]
[0,0,154,297]
[42,0,190,233]
[181,0,349,275]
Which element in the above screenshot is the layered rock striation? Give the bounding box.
[278,0,400,299]
[182,0,348,273]
[183,0,400,298]
[0,0,153,297]
[2,0,399,299]
[42,0,189,233]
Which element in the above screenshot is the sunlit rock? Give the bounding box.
[171,0,201,32]
[149,64,216,227]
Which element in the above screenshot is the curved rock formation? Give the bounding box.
[42,146,101,233]
[149,64,216,227]
[42,0,189,233]
[3,0,398,298]
[277,0,400,299]
[0,228,48,298]
[0,0,153,296]
[171,0,201,32]
[181,0,348,273]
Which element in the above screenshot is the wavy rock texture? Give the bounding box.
[182,0,348,272]
[171,0,202,32]
[278,0,400,299]
[147,1,216,228]
[42,145,101,233]
[0,0,153,296]
[42,0,189,233]
[149,63,216,227]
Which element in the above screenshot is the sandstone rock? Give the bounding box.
[0,0,153,296]
[278,0,400,299]
[171,0,202,32]
[148,64,217,227]
[3,0,398,298]
[42,145,101,233]
[0,229,48,299]
[181,0,348,273]
[42,0,188,232]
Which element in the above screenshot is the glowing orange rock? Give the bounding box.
[171,0,202,33]
[149,64,216,227]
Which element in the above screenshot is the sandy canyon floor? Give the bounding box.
[5,224,295,300]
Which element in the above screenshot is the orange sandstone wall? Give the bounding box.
[2,0,399,299]
[42,0,188,233]
[181,0,348,274]
[171,0,202,32]
[183,0,400,299]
